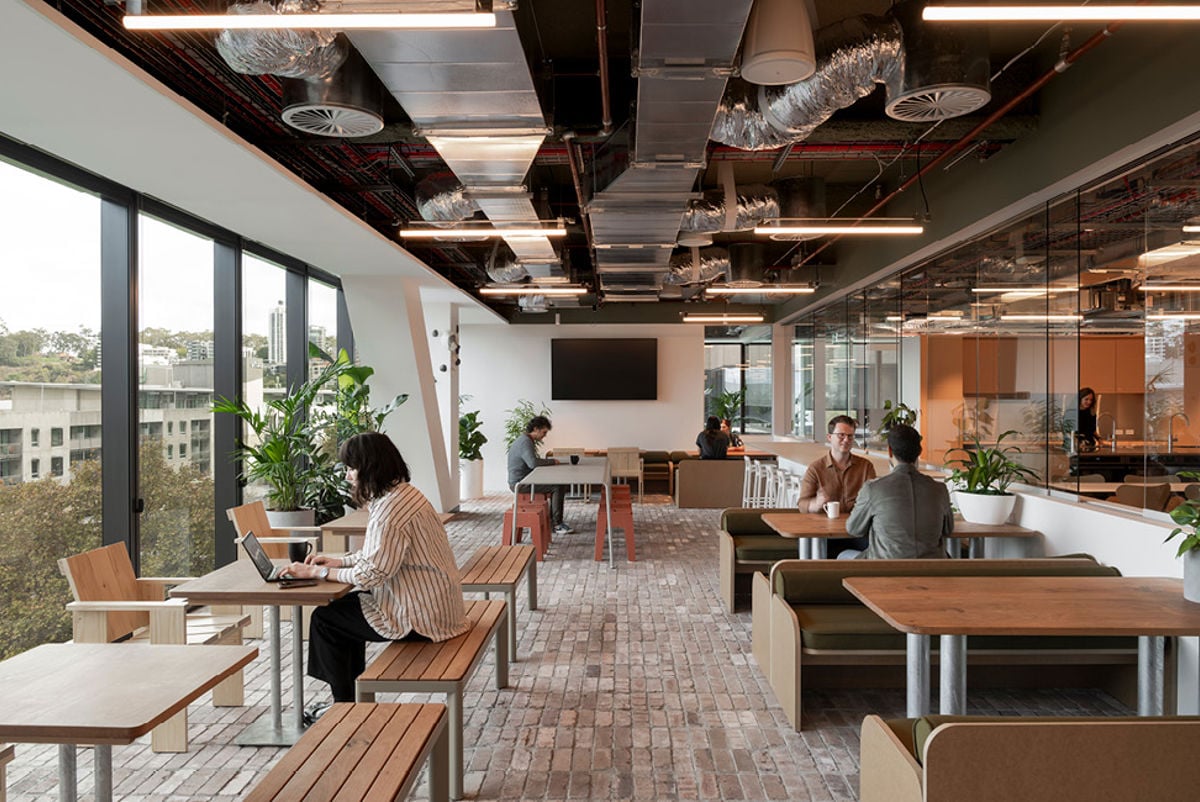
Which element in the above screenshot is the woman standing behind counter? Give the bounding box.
[1076,386,1105,450]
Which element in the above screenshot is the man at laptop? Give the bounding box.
[283,432,468,709]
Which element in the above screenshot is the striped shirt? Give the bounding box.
[331,482,468,642]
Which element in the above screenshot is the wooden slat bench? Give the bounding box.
[245,703,448,802]
[0,742,13,802]
[356,599,508,801]
[459,545,536,658]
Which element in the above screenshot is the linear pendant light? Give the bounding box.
[923,5,1200,22]
[706,286,815,295]
[755,219,924,236]
[999,314,1083,322]
[125,12,497,31]
[681,313,765,324]
[400,225,567,239]
[479,286,587,297]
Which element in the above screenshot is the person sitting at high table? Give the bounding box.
[285,432,469,708]
[507,414,572,535]
[842,424,954,560]
[721,418,743,449]
[696,415,731,459]
[798,415,877,557]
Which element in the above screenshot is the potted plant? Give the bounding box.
[503,399,552,451]
[876,400,918,449]
[944,430,1039,524]
[459,405,487,500]
[1166,471,1200,602]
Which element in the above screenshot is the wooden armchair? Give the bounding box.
[58,543,249,753]
[607,447,644,503]
[227,500,320,638]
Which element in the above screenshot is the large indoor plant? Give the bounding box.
[1166,471,1200,602]
[944,430,1039,524]
[458,405,487,499]
[503,399,552,451]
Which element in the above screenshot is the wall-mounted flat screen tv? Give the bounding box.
[551,338,657,400]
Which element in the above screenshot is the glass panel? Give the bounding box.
[138,214,215,576]
[793,323,815,439]
[308,277,338,368]
[241,255,289,507]
[863,282,902,451]
[744,342,772,434]
[703,341,742,427]
[0,159,103,657]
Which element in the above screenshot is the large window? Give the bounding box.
[704,328,773,435]
[138,214,216,576]
[0,158,102,658]
[242,254,290,507]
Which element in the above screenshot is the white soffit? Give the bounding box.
[0,0,498,322]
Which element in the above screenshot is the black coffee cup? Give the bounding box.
[570,455,580,465]
[288,540,313,563]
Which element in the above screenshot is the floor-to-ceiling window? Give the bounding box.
[704,327,773,435]
[0,158,102,658]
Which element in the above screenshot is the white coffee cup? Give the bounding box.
[822,501,840,518]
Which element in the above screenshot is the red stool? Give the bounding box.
[595,486,636,561]
[503,497,551,560]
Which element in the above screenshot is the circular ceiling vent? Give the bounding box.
[282,103,384,137]
[885,85,991,122]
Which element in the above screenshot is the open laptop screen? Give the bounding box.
[240,531,279,581]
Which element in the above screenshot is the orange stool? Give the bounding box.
[503,499,550,560]
[595,486,636,561]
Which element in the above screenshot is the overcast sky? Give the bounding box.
[1,159,338,337]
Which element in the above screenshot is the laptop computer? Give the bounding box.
[240,531,293,582]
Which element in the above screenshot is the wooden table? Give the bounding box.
[321,507,370,553]
[843,575,1200,718]
[0,643,256,802]
[762,513,1039,559]
[516,457,616,566]
[1050,481,1192,496]
[170,560,353,746]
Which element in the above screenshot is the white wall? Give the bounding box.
[459,323,705,492]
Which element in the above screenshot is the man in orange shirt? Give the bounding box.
[798,415,877,555]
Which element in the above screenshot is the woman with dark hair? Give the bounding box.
[285,432,467,706]
[696,415,731,459]
[1077,386,1102,450]
[721,418,743,449]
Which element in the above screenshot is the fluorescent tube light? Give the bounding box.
[479,286,588,297]
[1140,284,1200,292]
[681,313,766,324]
[971,286,1077,294]
[999,314,1083,322]
[125,12,497,31]
[923,5,1200,22]
[754,221,924,236]
[706,286,815,295]
[1184,225,1200,233]
[1148,313,1200,320]
[400,225,567,239]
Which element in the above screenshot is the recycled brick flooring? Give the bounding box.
[4,492,1129,801]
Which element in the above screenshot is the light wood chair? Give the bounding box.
[607,447,644,503]
[58,543,249,753]
[227,500,321,638]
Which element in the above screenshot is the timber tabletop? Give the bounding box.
[762,512,853,538]
[0,643,257,744]
[842,575,1200,636]
[321,507,370,534]
[169,558,354,606]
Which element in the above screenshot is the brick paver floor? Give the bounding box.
[4,492,1129,800]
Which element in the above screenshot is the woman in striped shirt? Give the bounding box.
[286,432,468,703]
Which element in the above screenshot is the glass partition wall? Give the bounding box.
[791,134,1200,509]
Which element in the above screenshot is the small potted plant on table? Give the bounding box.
[944,430,1038,525]
[1166,472,1200,602]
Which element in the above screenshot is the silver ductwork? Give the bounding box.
[711,14,902,151]
[215,1,346,79]
[679,185,779,235]
[662,248,731,286]
[885,0,990,122]
[728,242,767,286]
[415,174,480,223]
[280,47,384,137]
[485,244,529,283]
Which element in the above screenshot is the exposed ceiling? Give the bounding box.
[28,0,1109,320]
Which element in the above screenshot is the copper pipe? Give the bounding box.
[595,0,613,135]
[799,21,1124,267]
[563,132,595,248]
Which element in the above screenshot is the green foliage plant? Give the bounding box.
[1166,470,1200,557]
[944,430,1039,496]
[876,400,917,438]
[504,399,552,452]
[459,410,487,461]
[707,388,745,422]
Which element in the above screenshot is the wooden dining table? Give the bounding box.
[0,642,257,802]
[762,512,1039,558]
[843,575,1200,718]
[516,457,616,565]
[169,560,353,746]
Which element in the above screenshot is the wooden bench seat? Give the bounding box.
[0,742,14,802]
[357,599,508,801]
[58,543,250,753]
[245,703,448,802]
[459,545,537,659]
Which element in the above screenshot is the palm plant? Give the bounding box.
[944,430,1039,495]
[504,399,552,451]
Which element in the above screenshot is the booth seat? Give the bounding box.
[675,458,747,509]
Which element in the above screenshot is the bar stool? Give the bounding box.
[760,463,778,507]
[503,494,551,560]
[742,456,755,506]
[595,485,636,561]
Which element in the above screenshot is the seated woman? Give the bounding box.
[696,415,731,459]
[286,432,468,706]
[721,418,743,449]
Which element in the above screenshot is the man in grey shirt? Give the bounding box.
[507,415,572,534]
[843,424,953,559]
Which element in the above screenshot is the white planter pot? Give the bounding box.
[265,508,316,530]
[460,459,484,500]
[953,491,1017,525]
[1184,549,1200,603]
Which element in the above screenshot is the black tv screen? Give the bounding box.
[551,339,657,400]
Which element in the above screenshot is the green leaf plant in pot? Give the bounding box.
[943,430,1039,525]
[876,400,918,452]
[458,403,487,500]
[1166,471,1200,602]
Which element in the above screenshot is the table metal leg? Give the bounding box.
[57,744,76,802]
[968,537,983,559]
[605,484,614,568]
[939,634,967,714]
[235,604,305,745]
[429,718,450,802]
[293,604,305,731]
[94,744,112,802]
[811,539,827,560]
[1138,635,1165,716]
[906,633,930,717]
